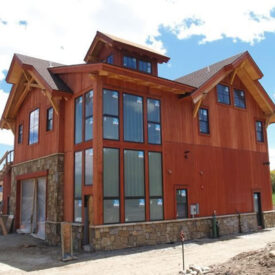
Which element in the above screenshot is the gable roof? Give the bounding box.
[84,31,170,64]
[175,53,244,88]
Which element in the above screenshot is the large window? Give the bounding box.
[103,148,120,224]
[103,89,119,140]
[123,94,144,142]
[149,152,163,220]
[139,60,152,74]
[75,96,83,144]
[256,121,264,142]
[85,91,93,141]
[199,108,209,134]
[46,107,53,131]
[123,56,137,69]
[124,150,145,222]
[74,151,82,222]
[85,148,93,185]
[18,124,23,144]
[147,99,161,144]
[217,84,230,105]
[234,89,246,109]
[29,109,39,145]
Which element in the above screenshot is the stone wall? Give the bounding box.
[263,210,275,228]
[10,153,64,244]
[90,212,258,251]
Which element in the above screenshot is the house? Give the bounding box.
[0,31,275,249]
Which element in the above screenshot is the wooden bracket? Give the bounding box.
[193,93,207,118]
[45,90,60,115]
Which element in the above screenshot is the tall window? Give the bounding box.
[85,91,93,141]
[176,189,188,218]
[256,121,264,142]
[75,96,83,144]
[147,99,161,144]
[18,124,23,144]
[139,60,152,74]
[46,107,53,131]
[123,94,144,142]
[103,148,120,224]
[234,89,246,109]
[74,151,82,222]
[123,56,137,69]
[149,152,163,220]
[85,148,93,185]
[199,108,209,134]
[124,150,145,222]
[103,89,119,140]
[217,84,230,105]
[29,109,39,145]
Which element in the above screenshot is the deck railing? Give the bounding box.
[0,150,14,172]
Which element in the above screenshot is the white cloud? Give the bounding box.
[0,90,14,146]
[270,148,275,171]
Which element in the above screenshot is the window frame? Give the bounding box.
[18,123,23,144]
[255,120,265,143]
[233,88,246,109]
[84,90,93,142]
[28,108,40,145]
[102,89,120,141]
[124,149,146,223]
[46,107,54,131]
[74,96,83,144]
[216,84,231,105]
[103,147,120,224]
[198,107,210,135]
[138,60,152,74]
[123,56,137,70]
[84,148,93,186]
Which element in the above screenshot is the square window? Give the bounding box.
[217,84,230,105]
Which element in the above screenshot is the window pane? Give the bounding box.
[139,60,152,73]
[123,56,137,69]
[104,148,119,197]
[29,109,39,144]
[148,123,161,144]
[147,99,160,123]
[256,121,264,142]
[85,91,93,118]
[103,89,118,116]
[18,124,23,144]
[176,189,188,218]
[85,149,93,185]
[75,97,82,144]
[85,117,93,141]
[104,199,120,223]
[125,199,145,222]
[124,150,144,197]
[149,152,162,196]
[103,116,119,140]
[106,55,113,64]
[150,198,163,220]
[234,89,246,108]
[123,94,143,142]
[74,199,82,222]
[47,107,53,131]
[199,108,209,134]
[74,151,82,198]
[217,84,230,105]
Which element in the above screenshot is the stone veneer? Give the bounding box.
[89,212,261,251]
[10,153,64,245]
[263,210,275,228]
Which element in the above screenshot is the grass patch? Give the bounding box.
[273,193,275,206]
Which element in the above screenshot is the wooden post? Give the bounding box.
[0,216,8,235]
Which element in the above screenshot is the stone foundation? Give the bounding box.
[90,212,258,251]
[263,210,275,228]
[9,153,64,245]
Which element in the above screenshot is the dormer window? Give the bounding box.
[139,60,151,74]
[106,55,113,64]
[123,56,137,69]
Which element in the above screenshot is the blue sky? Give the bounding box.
[0,0,275,169]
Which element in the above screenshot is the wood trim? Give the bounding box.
[16,170,48,181]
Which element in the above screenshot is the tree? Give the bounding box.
[271,170,275,193]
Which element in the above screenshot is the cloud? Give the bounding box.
[270,148,275,171]
[0,90,13,146]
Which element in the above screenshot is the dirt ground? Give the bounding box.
[0,228,275,275]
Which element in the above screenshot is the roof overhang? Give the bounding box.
[50,62,195,94]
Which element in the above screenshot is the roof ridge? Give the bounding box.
[15,53,64,67]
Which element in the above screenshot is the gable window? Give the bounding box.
[147,98,161,144]
[85,91,93,141]
[217,84,230,105]
[103,89,119,140]
[123,56,137,70]
[234,89,246,109]
[123,93,144,143]
[46,107,53,131]
[18,124,23,144]
[139,60,152,74]
[256,121,264,142]
[29,109,39,145]
[106,55,113,64]
[199,108,209,134]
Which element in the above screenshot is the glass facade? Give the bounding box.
[139,60,152,73]
[123,56,137,69]
[29,109,39,145]
[85,148,93,185]
[85,91,93,141]
[75,96,82,144]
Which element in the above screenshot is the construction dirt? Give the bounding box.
[0,228,275,274]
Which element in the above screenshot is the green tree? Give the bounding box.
[271,170,275,193]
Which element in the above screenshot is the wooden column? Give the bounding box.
[91,75,103,225]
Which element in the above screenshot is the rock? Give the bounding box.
[269,250,275,258]
[190,265,203,274]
